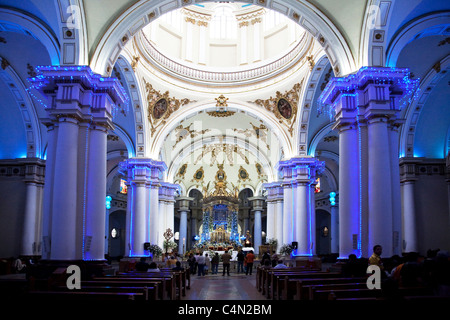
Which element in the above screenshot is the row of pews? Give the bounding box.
[256,266,447,301]
[26,267,191,302]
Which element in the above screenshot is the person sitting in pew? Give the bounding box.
[148,262,161,272]
[135,257,150,272]
[172,261,184,271]
[273,260,288,269]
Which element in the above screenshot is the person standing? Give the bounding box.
[237,249,245,273]
[245,250,255,275]
[211,252,219,274]
[197,252,206,276]
[222,250,232,276]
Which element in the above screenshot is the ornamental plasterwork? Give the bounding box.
[144,79,195,136]
[172,123,211,149]
[207,94,235,117]
[237,166,251,182]
[194,144,249,166]
[250,81,303,136]
[233,122,270,150]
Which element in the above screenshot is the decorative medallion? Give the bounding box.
[193,166,204,182]
[238,166,250,182]
[144,79,195,136]
[277,98,292,119]
[176,163,188,179]
[255,162,266,180]
[153,98,168,119]
[250,81,303,136]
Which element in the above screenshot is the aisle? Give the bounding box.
[185,271,265,300]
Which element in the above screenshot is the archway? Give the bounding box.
[108,210,126,260]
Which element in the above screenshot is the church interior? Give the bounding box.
[0,0,449,305]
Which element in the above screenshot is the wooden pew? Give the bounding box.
[28,290,145,301]
[52,284,159,300]
[308,282,367,300]
[91,275,175,300]
[326,285,434,301]
[283,277,367,300]
[257,267,321,296]
[268,271,341,299]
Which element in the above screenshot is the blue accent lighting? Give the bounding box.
[105,195,112,209]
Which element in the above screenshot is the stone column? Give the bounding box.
[400,158,419,253]
[249,196,265,254]
[334,103,361,259]
[29,66,127,261]
[158,183,178,248]
[20,159,45,256]
[119,158,167,257]
[319,66,417,258]
[262,182,283,246]
[177,196,193,255]
[330,200,339,254]
[277,157,324,256]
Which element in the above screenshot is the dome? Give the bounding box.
[137,2,310,86]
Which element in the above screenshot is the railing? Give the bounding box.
[140,31,308,84]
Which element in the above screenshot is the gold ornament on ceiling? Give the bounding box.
[172,123,211,149]
[207,94,235,117]
[194,143,249,166]
[144,79,195,136]
[250,81,303,136]
[233,122,270,150]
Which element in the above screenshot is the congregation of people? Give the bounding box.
[340,245,450,297]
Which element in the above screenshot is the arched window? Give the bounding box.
[210,5,237,39]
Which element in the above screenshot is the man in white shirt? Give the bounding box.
[197,253,206,276]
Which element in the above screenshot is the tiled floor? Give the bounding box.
[185,272,265,300]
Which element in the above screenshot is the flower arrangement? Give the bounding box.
[148,244,163,258]
[163,240,177,253]
[279,243,293,256]
[267,238,278,247]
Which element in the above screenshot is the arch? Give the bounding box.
[386,11,450,68]
[0,8,60,65]
[0,57,42,158]
[166,133,276,184]
[399,55,450,158]
[90,0,355,77]
[111,123,136,158]
[151,100,293,161]
[308,122,336,157]
[114,54,146,157]
[298,53,331,156]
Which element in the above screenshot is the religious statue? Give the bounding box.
[244,230,252,247]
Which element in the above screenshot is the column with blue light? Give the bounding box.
[319,67,419,258]
[263,182,283,249]
[119,158,167,257]
[29,66,128,261]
